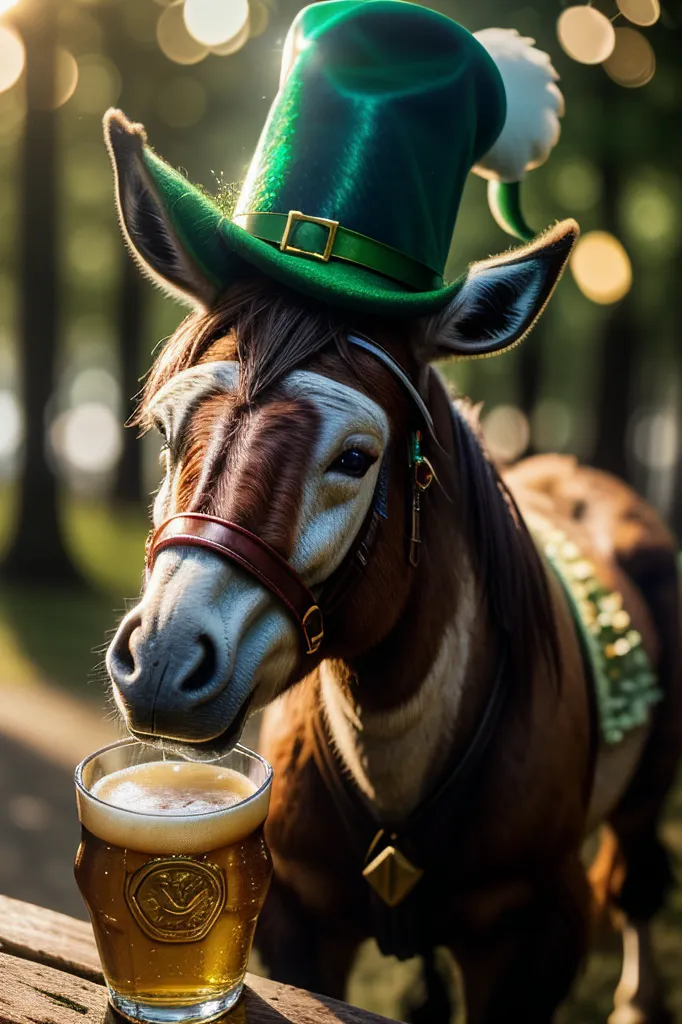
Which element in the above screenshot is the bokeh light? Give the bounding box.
[551,157,603,212]
[53,49,79,110]
[531,399,574,452]
[51,403,122,475]
[557,6,616,65]
[0,390,23,461]
[482,405,530,463]
[67,226,117,283]
[69,368,120,413]
[156,75,207,127]
[571,231,633,305]
[633,409,677,470]
[249,0,270,39]
[624,178,679,253]
[210,10,250,55]
[617,0,661,27]
[65,10,103,54]
[73,55,121,114]
[66,313,116,355]
[184,0,249,48]
[157,2,208,65]
[604,28,656,88]
[0,26,25,95]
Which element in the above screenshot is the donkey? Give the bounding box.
[104,145,682,1021]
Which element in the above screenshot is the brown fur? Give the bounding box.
[133,279,682,1023]
[174,390,319,557]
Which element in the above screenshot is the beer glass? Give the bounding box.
[74,739,273,1024]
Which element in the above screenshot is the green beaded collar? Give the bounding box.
[532,518,662,745]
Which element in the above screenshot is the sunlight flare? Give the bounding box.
[0,25,24,94]
[183,0,249,48]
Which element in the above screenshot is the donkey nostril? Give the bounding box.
[179,635,218,695]
[116,635,136,677]
[109,616,140,682]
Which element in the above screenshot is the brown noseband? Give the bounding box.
[146,513,324,655]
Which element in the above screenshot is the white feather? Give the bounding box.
[473,28,564,184]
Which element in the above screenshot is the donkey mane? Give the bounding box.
[139,277,559,686]
[449,402,560,684]
[140,278,362,416]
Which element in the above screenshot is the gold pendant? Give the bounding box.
[362,845,423,907]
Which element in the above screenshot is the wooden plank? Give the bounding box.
[0,898,398,1024]
[0,952,398,1024]
[0,896,103,984]
[0,952,108,1023]
[241,975,402,1024]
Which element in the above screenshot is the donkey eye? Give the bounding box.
[154,420,169,449]
[328,447,377,479]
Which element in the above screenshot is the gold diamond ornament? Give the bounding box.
[362,845,424,907]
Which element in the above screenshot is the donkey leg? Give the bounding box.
[596,822,676,1024]
[609,920,672,1024]
[604,676,681,1022]
[454,856,591,1024]
[604,548,682,1023]
[255,876,359,998]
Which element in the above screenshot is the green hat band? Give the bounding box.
[233,211,443,292]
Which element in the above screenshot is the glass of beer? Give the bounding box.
[74,739,273,1024]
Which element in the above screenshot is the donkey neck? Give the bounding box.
[319,569,496,821]
[319,395,500,821]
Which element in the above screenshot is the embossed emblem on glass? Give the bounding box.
[126,857,225,942]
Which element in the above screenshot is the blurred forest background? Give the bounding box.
[0,0,680,1021]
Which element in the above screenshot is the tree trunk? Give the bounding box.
[113,254,145,504]
[3,0,79,584]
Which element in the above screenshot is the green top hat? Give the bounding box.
[105,1,565,315]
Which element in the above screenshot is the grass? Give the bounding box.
[0,491,680,1021]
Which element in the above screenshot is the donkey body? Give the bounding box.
[104,141,682,1019]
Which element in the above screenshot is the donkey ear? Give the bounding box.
[104,109,219,309]
[420,220,579,360]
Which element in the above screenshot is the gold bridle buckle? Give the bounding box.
[302,605,324,655]
[280,211,339,263]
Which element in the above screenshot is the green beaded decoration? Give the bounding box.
[532,519,662,745]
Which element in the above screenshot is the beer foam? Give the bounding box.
[78,761,269,855]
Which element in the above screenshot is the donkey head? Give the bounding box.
[106,132,577,754]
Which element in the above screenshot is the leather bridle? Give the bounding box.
[144,335,433,658]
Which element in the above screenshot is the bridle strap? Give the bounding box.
[147,513,324,655]
[317,451,389,617]
[347,334,435,437]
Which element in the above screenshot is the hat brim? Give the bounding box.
[110,112,465,317]
[211,219,465,316]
